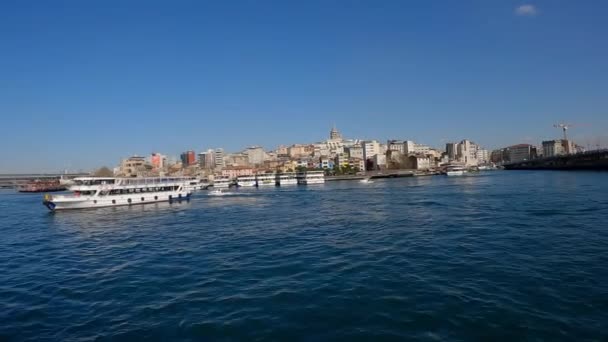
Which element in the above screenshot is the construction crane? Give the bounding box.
[553,122,573,140]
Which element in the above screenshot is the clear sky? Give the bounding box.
[1,0,607,173]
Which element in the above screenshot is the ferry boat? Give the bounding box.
[276,172,297,186]
[184,178,207,191]
[256,173,276,186]
[296,171,325,184]
[236,175,257,187]
[42,177,191,211]
[19,179,66,193]
[212,176,231,188]
[446,165,467,176]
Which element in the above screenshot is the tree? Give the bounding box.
[94,166,114,177]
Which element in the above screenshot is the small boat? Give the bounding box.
[208,189,225,196]
[360,178,372,183]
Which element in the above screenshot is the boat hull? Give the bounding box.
[276,179,297,186]
[446,171,466,176]
[43,190,190,211]
[298,179,325,184]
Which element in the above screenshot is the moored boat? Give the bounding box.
[296,171,325,184]
[212,176,231,188]
[237,175,257,187]
[256,173,276,186]
[446,165,467,176]
[42,177,191,211]
[275,172,297,186]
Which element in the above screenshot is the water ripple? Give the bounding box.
[0,171,607,341]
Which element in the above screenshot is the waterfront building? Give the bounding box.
[276,145,289,156]
[198,150,215,169]
[491,149,507,164]
[320,157,332,169]
[446,142,459,160]
[150,153,166,169]
[403,141,415,154]
[507,144,538,163]
[542,140,575,157]
[373,154,387,169]
[350,157,365,171]
[362,140,380,160]
[224,153,249,167]
[476,149,490,164]
[457,140,480,166]
[180,150,196,166]
[288,144,314,158]
[335,153,349,168]
[221,166,255,179]
[313,143,330,157]
[387,140,405,154]
[406,155,432,170]
[346,145,364,159]
[214,148,225,169]
[119,156,148,177]
[245,146,266,165]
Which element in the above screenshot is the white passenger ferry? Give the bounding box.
[236,175,257,187]
[276,172,297,186]
[446,165,467,176]
[212,176,231,188]
[256,173,276,186]
[296,171,325,184]
[42,177,191,211]
[184,178,208,191]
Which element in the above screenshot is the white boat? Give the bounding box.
[446,165,467,176]
[360,177,372,183]
[184,178,207,191]
[212,176,231,188]
[276,172,297,186]
[208,189,225,196]
[296,171,325,184]
[42,177,191,211]
[237,175,257,187]
[256,173,276,186]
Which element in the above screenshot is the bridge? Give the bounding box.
[503,150,608,171]
[0,173,90,189]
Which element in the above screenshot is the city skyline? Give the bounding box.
[2,1,608,173]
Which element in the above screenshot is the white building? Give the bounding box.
[362,140,380,160]
[198,150,215,169]
[476,149,489,164]
[214,148,225,169]
[346,145,364,159]
[245,146,265,165]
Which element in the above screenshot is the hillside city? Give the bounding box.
[110,126,584,179]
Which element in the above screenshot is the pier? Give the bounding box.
[503,150,608,171]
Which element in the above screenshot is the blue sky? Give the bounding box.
[1,0,607,173]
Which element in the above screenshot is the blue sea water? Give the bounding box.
[1,171,607,341]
